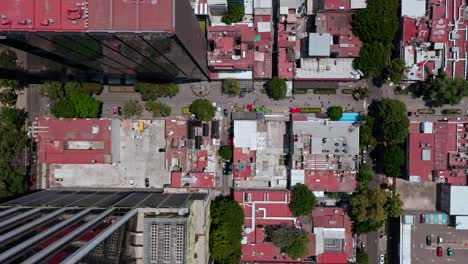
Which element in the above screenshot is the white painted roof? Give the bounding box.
[234,120,258,150]
[401,0,426,18]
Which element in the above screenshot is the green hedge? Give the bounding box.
[293,89,308,94]
[300,108,322,113]
[342,89,354,94]
[416,109,435,114]
[313,89,337,95]
[442,109,462,115]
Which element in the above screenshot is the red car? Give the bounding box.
[420,214,426,223]
[437,246,443,257]
[112,107,118,116]
[290,108,301,113]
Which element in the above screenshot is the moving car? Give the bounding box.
[112,106,118,116]
[437,246,443,257]
[426,235,431,246]
[447,247,453,256]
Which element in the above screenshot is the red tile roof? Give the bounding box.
[304,170,357,192]
[233,147,256,182]
[171,171,214,188]
[235,191,354,263]
[317,12,362,57]
[402,0,467,79]
[312,207,354,263]
[234,190,304,263]
[323,0,351,10]
[408,120,468,185]
[36,118,112,164]
[207,25,256,71]
[0,0,174,32]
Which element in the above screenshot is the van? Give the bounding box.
[139,121,145,132]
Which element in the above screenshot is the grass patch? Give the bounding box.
[182,107,192,115]
[416,109,435,115]
[442,109,462,115]
[313,88,337,95]
[300,108,322,113]
[342,89,354,94]
[293,89,308,94]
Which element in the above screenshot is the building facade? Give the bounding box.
[0,0,209,83]
[0,190,210,264]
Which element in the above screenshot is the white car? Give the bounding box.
[132,135,142,140]
[379,254,385,264]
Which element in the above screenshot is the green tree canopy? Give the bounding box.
[383,144,405,177]
[267,77,287,100]
[357,248,370,264]
[357,164,373,192]
[135,82,179,101]
[123,100,143,118]
[352,0,399,44]
[0,108,26,130]
[360,115,377,150]
[51,98,76,118]
[52,93,101,118]
[385,193,404,218]
[0,79,19,88]
[0,89,17,107]
[210,197,244,264]
[285,233,310,259]
[81,82,103,95]
[386,58,406,84]
[39,81,64,100]
[145,100,171,117]
[351,188,390,234]
[0,108,27,198]
[0,50,17,70]
[64,81,82,95]
[290,183,317,216]
[353,42,391,78]
[221,4,245,24]
[223,78,241,96]
[410,71,468,107]
[375,99,409,145]
[219,145,233,161]
[70,93,101,118]
[190,99,215,121]
[327,106,343,121]
[267,225,310,260]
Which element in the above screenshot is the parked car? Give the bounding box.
[447,247,453,256]
[132,135,142,140]
[223,109,228,117]
[145,177,149,187]
[112,106,118,116]
[437,246,443,257]
[379,254,384,264]
[426,235,432,246]
[437,236,443,245]
[420,214,426,223]
[117,106,123,116]
[361,241,366,249]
